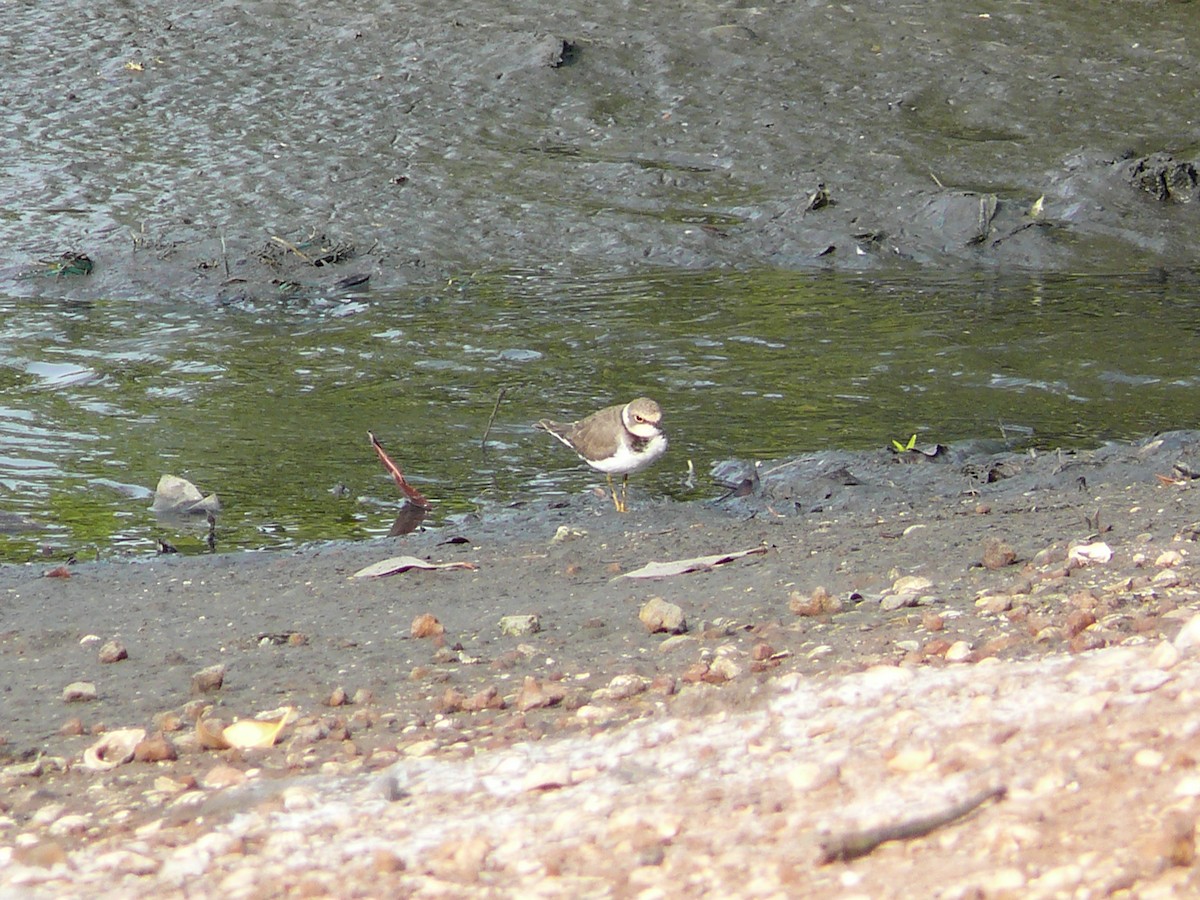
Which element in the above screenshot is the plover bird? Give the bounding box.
[536,397,668,512]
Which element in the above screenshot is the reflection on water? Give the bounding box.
[0,268,1198,561]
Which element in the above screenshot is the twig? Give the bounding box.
[269,235,314,264]
[481,386,507,454]
[818,785,1006,864]
[221,233,230,278]
[369,431,431,509]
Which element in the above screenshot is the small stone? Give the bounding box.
[979,868,1025,893]
[462,685,505,712]
[98,639,128,664]
[1174,614,1200,652]
[887,745,934,772]
[1134,748,1165,769]
[13,841,69,868]
[93,850,161,876]
[1162,809,1197,867]
[1064,609,1096,638]
[134,734,177,763]
[977,593,1013,614]
[351,688,374,705]
[751,642,775,661]
[326,686,349,707]
[516,676,565,711]
[1150,641,1181,670]
[1069,631,1108,653]
[880,593,919,612]
[1156,550,1185,568]
[790,586,839,616]
[522,762,572,791]
[190,664,226,695]
[437,688,466,713]
[981,538,1018,570]
[944,640,973,663]
[1131,669,1171,693]
[499,614,541,637]
[1067,541,1112,567]
[891,575,933,594]
[152,711,185,733]
[922,638,951,658]
[62,681,97,703]
[200,764,247,789]
[410,614,444,639]
[707,655,743,682]
[1153,569,1181,588]
[1032,545,1067,567]
[59,717,85,736]
[921,611,944,632]
[786,762,837,792]
[639,597,687,634]
[374,849,406,874]
[592,673,650,703]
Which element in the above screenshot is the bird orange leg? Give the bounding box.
[605,474,623,512]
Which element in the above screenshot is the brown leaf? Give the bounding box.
[368,431,431,509]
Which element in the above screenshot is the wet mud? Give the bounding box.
[2,2,1199,302]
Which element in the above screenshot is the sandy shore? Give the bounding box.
[4,433,1200,894]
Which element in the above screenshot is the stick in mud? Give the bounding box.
[817,784,1007,864]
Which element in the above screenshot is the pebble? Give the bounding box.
[978,867,1025,892]
[133,734,177,763]
[97,639,128,664]
[785,762,837,792]
[976,593,1013,614]
[190,664,226,695]
[1134,748,1165,768]
[1174,614,1200,652]
[410,614,444,639]
[200,764,247,789]
[1130,669,1171,693]
[1068,542,1112,566]
[592,674,650,703]
[522,762,572,791]
[887,745,933,772]
[61,682,96,703]
[639,597,687,634]
[499,614,541,636]
[981,538,1018,570]
[880,593,917,612]
[92,850,161,876]
[1150,641,1181,670]
[1153,569,1181,587]
[945,641,973,663]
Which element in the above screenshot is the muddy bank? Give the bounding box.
[3,2,1199,302]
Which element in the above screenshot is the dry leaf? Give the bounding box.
[351,556,478,579]
[223,712,289,750]
[82,728,146,771]
[619,547,767,579]
[196,716,230,750]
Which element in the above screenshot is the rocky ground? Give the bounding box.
[4,432,1200,896]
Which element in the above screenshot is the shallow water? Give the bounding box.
[1,267,1198,561]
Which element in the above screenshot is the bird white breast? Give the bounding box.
[585,431,668,475]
